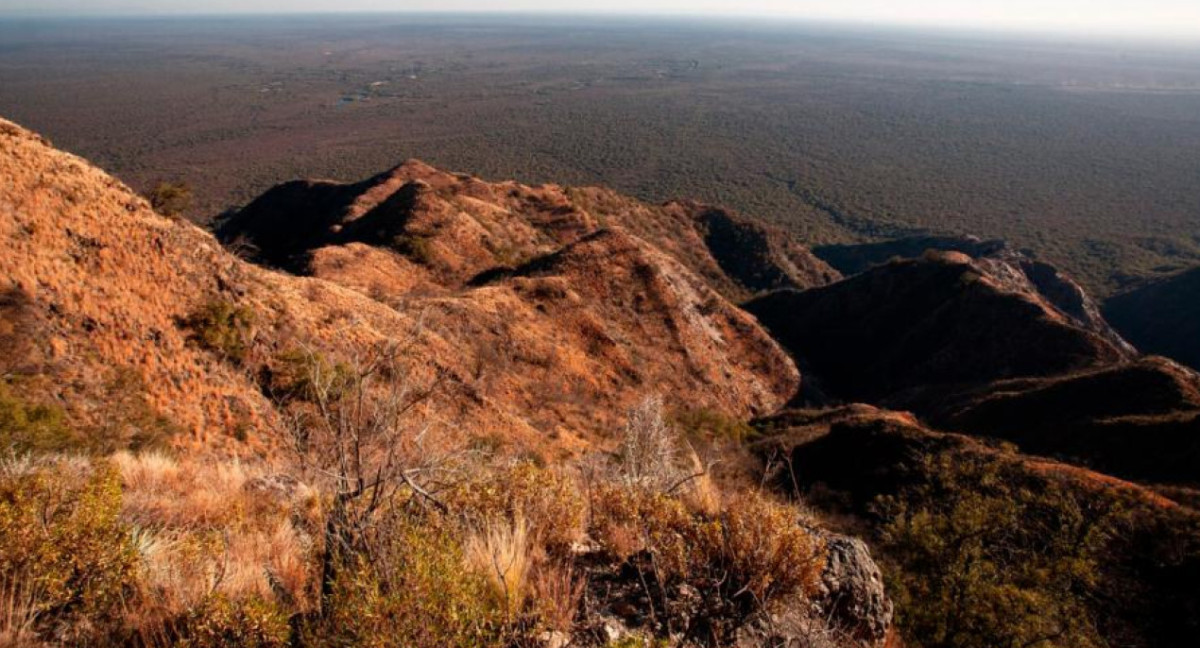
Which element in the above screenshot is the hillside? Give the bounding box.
[745,250,1132,403]
[1104,265,1200,371]
[745,250,1200,486]
[1,118,808,457]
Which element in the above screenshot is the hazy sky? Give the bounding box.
[3,1,1200,40]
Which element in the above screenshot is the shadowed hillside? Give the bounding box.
[1105,265,1200,371]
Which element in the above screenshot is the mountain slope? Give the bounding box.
[1104,266,1200,370]
[217,160,840,301]
[744,250,1132,403]
[0,118,799,454]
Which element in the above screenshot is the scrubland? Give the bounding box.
[0,389,831,648]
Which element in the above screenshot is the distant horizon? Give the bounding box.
[2,9,1200,50]
[3,2,1200,45]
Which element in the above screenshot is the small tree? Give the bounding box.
[280,336,454,610]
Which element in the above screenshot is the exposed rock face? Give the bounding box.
[813,534,894,647]
[0,117,799,453]
[744,251,1132,404]
[219,160,840,302]
[1105,266,1200,371]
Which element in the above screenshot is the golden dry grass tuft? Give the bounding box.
[464,515,533,618]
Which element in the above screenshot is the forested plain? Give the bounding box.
[2,14,1199,295]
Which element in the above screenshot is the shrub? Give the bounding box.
[182,299,255,365]
[303,510,509,648]
[267,348,354,404]
[176,594,291,648]
[448,462,586,554]
[0,458,139,641]
[0,381,78,453]
[612,396,689,492]
[873,453,1121,648]
[674,407,756,444]
[146,181,193,218]
[590,484,823,639]
[392,233,434,265]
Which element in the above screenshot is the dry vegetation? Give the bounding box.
[0,369,831,647]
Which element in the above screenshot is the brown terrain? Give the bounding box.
[1105,265,1200,371]
[6,112,1200,648]
[746,247,1200,486]
[1,116,836,460]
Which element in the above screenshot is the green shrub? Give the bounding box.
[0,458,139,639]
[268,348,354,404]
[146,181,193,218]
[674,408,756,443]
[182,299,255,365]
[874,453,1121,648]
[0,380,78,453]
[392,233,434,265]
[303,510,509,648]
[177,594,291,648]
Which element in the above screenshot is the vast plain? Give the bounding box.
[3,14,1200,294]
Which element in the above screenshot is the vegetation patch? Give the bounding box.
[181,299,255,365]
[873,452,1125,648]
[145,181,193,218]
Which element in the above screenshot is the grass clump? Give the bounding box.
[182,299,255,365]
[449,461,586,554]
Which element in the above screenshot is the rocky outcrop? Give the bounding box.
[1105,265,1200,370]
[812,534,894,647]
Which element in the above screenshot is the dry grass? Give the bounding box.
[531,561,584,633]
[464,515,533,618]
[112,452,316,617]
[0,575,42,648]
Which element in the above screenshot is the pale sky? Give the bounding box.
[3,1,1200,40]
